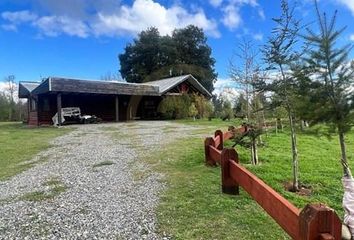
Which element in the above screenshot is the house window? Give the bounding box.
[43,98,50,111]
[30,98,37,111]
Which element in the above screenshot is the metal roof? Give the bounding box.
[144,74,212,97]
[18,74,212,98]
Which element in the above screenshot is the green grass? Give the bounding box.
[20,178,68,202]
[148,119,353,239]
[0,122,71,180]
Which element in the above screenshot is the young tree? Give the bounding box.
[304,2,354,177]
[230,39,264,165]
[262,0,302,191]
[188,103,198,121]
[3,75,16,121]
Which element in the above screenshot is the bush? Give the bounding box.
[158,94,191,119]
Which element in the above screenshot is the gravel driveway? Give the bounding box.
[0,121,199,239]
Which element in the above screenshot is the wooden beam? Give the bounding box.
[57,93,62,126]
[115,95,119,122]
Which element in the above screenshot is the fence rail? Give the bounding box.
[204,127,341,240]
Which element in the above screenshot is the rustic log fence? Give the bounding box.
[204,127,341,240]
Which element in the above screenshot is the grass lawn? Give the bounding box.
[0,122,71,180]
[152,118,353,239]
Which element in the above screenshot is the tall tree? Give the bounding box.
[3,75,16,121]
[304,2,354,177]
[119,25,217,93]
[230,39,262,165]
[262,0,302,191]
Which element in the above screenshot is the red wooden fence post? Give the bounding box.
[299,204,341,240]
[215,130,224,150]
[221,148,239,195]
[205,137,216,166]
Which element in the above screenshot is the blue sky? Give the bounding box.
[1,0,354,92]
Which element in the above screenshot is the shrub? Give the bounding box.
[158,94,191,119]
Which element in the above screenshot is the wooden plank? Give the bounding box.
[223,131,233,141]
[209,145,222,164]
[213,135,221,149]
[115,95,119,122]
[57,93,62,126]
[229,161,301,239]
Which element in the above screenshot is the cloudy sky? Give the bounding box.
[1,0,354,93]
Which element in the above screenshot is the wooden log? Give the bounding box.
[221,148,239,195]
[204,137,216,166]
[214,130,224,150]
[299,204,341,240]
[223,131,233,141]
[229,159,301,239]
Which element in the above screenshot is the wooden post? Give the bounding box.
[115,95,119,122]
[215,130,224,150]
[221,148,239,195]
[57,93,62,126]
[299,204,341,240]
[205,137,216,166]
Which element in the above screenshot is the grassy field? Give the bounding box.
[152,119,353,239]
[0,122,71,180]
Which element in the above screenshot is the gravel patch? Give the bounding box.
[0,121,200,239]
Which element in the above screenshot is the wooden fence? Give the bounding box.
[204,127,341,240]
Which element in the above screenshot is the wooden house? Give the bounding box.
[18,74,212,126]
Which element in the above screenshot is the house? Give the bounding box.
[18,74,212,126]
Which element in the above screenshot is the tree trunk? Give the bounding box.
[250,139,258,165]
[275,118,278,135]
[289,112,299,191]
[338,127,352,177]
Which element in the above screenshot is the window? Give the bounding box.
[30,98,37,111]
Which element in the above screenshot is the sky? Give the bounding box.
[1,0,354,94]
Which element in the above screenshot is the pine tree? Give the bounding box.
[304,1,354,177]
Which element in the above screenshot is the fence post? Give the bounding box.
[221,148,239,195]
[205,137,216,166]
[299,204,341,240]
[214,130,224,150]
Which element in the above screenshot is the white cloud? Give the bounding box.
[93,0,219,37]
[252,33,263,41]
[335,0,354,15]
[220,0,264,30]
[209,0,223,8]
[34,16,89,38]
[213,77,241,95]
[350,34,354,41]
[1,24,17,31]
[1,0,219,38]
[1,10,37,23]
[222,4,241,29]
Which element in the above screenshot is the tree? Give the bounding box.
[3,75,16,121]
[262,0,302,191]
[303,2,354,177]
[188,103,198,120]
[119,25,217,93]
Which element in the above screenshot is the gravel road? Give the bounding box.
[0,121,199,240]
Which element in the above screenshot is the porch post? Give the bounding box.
[57,93,62,126]
[115,95,119,122]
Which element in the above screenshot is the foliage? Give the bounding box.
[303,1,354,176]
[261,0,302,190]
[191,93,213,118]
[188,103,198,119]
[221,100,234,121]
[158,95,191,119]
[119,25,217,93]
